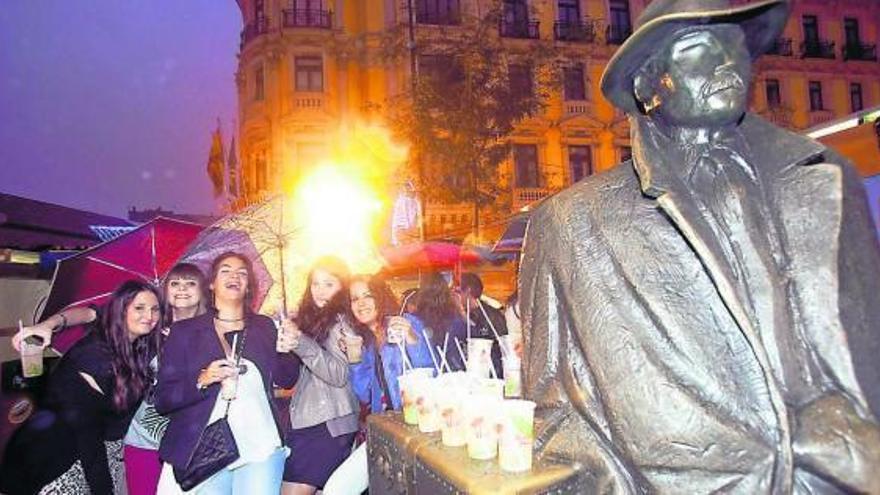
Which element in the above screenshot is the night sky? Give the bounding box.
[0,1,241,218]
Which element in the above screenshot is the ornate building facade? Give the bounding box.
[233,0,880,240]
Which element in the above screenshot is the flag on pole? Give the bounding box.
[227,135,239,199]
[206,120,225,197]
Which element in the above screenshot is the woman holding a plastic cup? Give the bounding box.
[1,280,163,495]
[281,256,360,495]
[155,252,300,494]
[321,275,435,494]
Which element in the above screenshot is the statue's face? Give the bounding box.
[647,24,751,128]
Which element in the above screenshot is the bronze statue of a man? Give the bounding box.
[520,0,880,492]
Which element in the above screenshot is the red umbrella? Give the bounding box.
[40,217,204,352]
[379,241,484,273]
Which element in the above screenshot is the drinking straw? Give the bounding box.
[453,337,468,369]
[397,342,413,371]
[419,326,440,373]
[436,346,451,374]
[466,297,471,341]
[477,301,508,357]
[230,333,238,361]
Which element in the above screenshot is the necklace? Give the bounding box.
[214,315,245,323]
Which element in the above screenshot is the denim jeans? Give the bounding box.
[191,447,288,495]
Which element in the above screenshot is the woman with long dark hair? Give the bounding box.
[155,252,299,494]
[11,263,211,495]
[282,256,360,495]
[124,262,209,495]
[414,272,467,371]
[1,280,163,495]
[322,274,435,494]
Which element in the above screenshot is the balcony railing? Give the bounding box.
[554,19,596,43]
[605,24,632,45]
[282,9,332,29]
[765,37,793,56]
[500,19,540,39]
[808,109,834,127]
[513,187,550,209]
[240,18,270,47]
[843,42,877,61]
[759,106,793,128]
[563,100,590,116]
[416,10,461,25]
[800,40,836,59]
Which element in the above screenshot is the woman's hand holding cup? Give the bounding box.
[198,359,237,388]
[386,316,417,345]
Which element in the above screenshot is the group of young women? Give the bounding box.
[1,250,506,495]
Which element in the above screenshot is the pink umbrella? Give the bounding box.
[40,217,204,352]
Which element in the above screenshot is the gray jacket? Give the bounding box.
[289,316,359,436]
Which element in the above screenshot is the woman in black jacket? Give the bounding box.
[1,280,163,494]
[155,252,300,494]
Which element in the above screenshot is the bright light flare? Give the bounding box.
[293,166,384,272]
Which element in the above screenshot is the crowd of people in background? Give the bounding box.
[0,250,517,495]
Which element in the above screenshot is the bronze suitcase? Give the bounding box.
[367,412,592,494]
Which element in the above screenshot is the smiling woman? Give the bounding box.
[0,280,163,495]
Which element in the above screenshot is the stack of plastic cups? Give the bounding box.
[498,399,536,472]
[397,368,435,425]
[437,372,469,446]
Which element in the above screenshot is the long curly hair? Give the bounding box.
[296,256,350,344]
[414,273,458,342]
[161,262,208,326]
[348,274,399,346]
[99,280,163,412]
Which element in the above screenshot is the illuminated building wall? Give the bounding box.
[233,0,880,240]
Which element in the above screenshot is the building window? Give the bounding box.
[568,145,592,182]
[765,78,781,108]
[844,17,861,47]
[802,15,819,46]
[608,0,632,44]
[558,0,580,22]
[418,54,462,84]
[850,83,864,112]
[620,146,632,162]
[295,56,323,92]
[563,64,586,101]
[513,144,540,188]
[509,64,533,99]
[254,65,265,101]
[808,81,823,111]
[417,0,460,25]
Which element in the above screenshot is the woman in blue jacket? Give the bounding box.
[322,275,434,494]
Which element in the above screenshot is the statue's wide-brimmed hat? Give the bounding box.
[600,0,790,113]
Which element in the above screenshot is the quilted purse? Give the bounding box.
[173,328,247,491]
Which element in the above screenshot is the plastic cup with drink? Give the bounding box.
[19,320,44,378]
[436,373,469,446]
[397,368,434,425]
[464,394,502,460]
[497,399,536,472]
[502,356,522,397]
[342,332,364,364]
[466,338,493,378]
[385,316,407,345]
[220,333,241,401]
[416,377,442,433]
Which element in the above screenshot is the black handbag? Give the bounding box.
[173,328,247,491]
